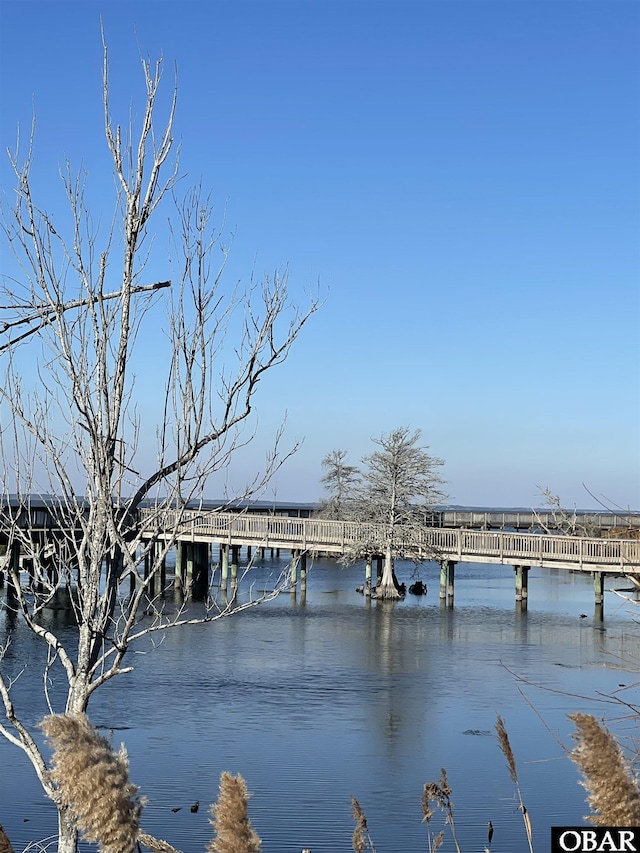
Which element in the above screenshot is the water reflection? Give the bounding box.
[1,556,638,853]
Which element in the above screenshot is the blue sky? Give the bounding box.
[1,0,639,510]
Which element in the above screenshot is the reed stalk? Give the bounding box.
[350,796,376,853]
[422,769,460,853]
[495,715,533,853]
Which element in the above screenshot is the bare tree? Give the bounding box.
[319,429,446,597]
[0,33,318,853]
[317,449,361,520]
[359,427,445,599]
[533,488,602,537]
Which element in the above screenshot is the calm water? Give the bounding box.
[1,556,639,853]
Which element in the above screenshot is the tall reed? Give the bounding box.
[350,796,376,853]
[422,769,459,853]
[39,714,144,853]
[207,771,261,853]
[0,824,15,853]
[495,715,533,853]
[569,712,640,826]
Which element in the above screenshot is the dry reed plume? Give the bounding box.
[422,769,460,853]
[569,712,640,826]
[495,715,533,853]
[39,714,144,853]
[350,796,376,853]
[0,824,15,853]
[207,771,261,853]
[138,833,182,853]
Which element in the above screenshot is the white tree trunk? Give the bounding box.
[57,806,78,853]
[376,543,402,599]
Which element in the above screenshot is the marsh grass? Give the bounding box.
[19,710,640,853]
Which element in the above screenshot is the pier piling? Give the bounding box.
[439,560,456,602]
[515,565,529,603]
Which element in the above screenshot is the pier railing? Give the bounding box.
[139,509,640,572]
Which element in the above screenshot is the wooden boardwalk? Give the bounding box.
[140,509,640,574]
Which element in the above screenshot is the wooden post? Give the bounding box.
[515,565,529,602]
[175,541,184,596]
[159,543,167,593]
[290,549,299,588]
[6,542,19,601]
[231,545,240,584]
[447,562,455,600]
[375,555,383,587]
[185,543,194,596]
[148,543,157,598]
[144,548,151,582]
[365,556,373,596]
[192,543,208,599]
[300,552,307,592]
[440,560,455,602]
[220,544,229,591]
[128,546,136,596]
[247,545,252,560]
[593,571,605,608]
[439,561,447,599]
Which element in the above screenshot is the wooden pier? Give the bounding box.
[138,509,640,613]
[141,509,640,571]
[2,499,639,615]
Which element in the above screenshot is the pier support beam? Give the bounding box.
[230,545,240,588]
[515,565,529,603]
[365,557,373,596]
[143,548,151,596]
[159,542,167,593]
[220,544,229,591]
[375,555,383,587]
[439,560,456,602]
[184,543,194,595]
[593,571,605,609]
[6,542,19,602]
[175,541,186,597]
[290,549,300,588]
[300,552,307,592]
[193,543,209,599]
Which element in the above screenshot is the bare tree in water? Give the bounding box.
[320,428,445,598]
[0,31,318,853]
[360,427,445,598]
